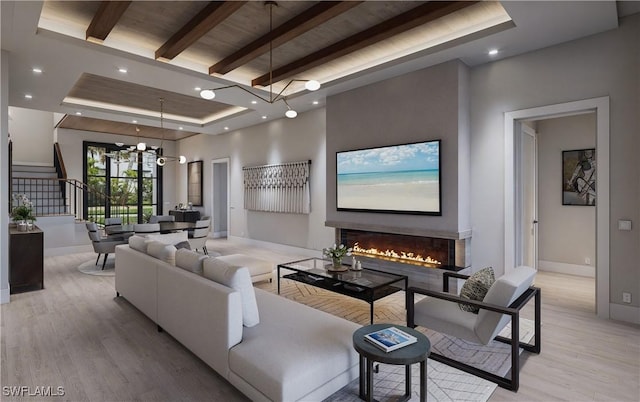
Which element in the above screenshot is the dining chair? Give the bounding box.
[187,219,211,255]
[86,222,128,270]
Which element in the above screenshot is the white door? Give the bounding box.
[211,158,229,238]
[518,123,538,269]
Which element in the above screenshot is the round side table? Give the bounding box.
[353,324,430,402]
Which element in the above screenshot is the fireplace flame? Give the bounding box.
[352,242,442,266]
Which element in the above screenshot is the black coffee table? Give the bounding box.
[277,258,407,324]
[353,324,430,402]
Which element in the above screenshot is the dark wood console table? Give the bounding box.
[9,225,44,294]
[169,210,201,223]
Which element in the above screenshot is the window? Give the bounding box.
[84,142,163,224]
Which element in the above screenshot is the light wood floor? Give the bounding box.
[1,238,639,401]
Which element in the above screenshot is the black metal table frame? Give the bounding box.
[277,258,408,325]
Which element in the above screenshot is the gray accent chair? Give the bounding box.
[406,266,541,391]
[187,218,211,255]
[133,223,161,235]
[86,222,128,270]
[149,215,175,223]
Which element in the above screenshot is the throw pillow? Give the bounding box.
[459,267,495,314]
[202,258,259,327]
[128,235,148,253]
[174,241,191,250]
[175,249,206,275]
[146,240,177,266]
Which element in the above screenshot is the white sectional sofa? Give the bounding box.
[115,236,360,402]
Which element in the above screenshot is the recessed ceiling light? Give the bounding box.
[312,100,319,105]
[251,100,258,105]
[178,127,183,130]
[75,111,82,115]
[24,94,32,99]
[118,68,128,73]
[224,126,229,130]
[261,115,267,119]
[488,49,499,56]
[132,120,138,123]
[194,87,201,91]
[32,68,43,74]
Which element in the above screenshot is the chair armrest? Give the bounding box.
[406,286,520,327]
[442,271,470,292]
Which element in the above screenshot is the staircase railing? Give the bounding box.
[53,142,67,200]
[11,177,134,225]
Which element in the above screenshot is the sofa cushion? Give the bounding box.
[146,240,177,265]
[459,267,495,313]
[175,249,207,274]
[128,235,148,253]
[203,258,259,327]
[147,231,188,245]
[229,289,359,401]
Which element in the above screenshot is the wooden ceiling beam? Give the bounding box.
[209,1,362,75]
[252,1,478,87]
[155,1,247,61]
[86,1,132,41]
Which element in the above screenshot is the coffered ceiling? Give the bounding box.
[1,1,631,140]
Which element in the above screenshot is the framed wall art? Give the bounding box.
[187,160,203,206]
[562,148,596,206]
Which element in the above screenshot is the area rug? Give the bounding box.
[263,280,536,402]
[324,320,535,402]
[77,256,115,276]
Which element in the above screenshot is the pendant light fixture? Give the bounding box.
[199,1,320,119]
[155,98,187,166]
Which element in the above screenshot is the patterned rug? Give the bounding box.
[262,279,535,402]
[325,320,535,402]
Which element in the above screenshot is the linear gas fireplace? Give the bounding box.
[338,229,470,272]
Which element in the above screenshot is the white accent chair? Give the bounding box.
[149,215,175,224]
[406,266,541,391]
[187,218,210,254]
[86,222,128,269]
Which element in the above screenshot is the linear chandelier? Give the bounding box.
[154,98,186,166]
[199,1,320,119]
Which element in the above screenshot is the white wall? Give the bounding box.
[176,108,333,251]
[325,60,471,238]
[537,113,596,275]
[1,50,10,303]
[56,128,179,213]
[470,14,639,308]
[8,106,54,166]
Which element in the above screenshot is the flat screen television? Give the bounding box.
[336,139,441,215]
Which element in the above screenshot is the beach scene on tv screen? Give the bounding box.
[337,141,440,213]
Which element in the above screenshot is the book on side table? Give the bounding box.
[364,326,417,352]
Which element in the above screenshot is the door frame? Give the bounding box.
[504,96,609,319]
[515,122,538,270]
[210,158,230,238]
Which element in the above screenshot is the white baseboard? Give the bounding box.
[610,302,640,325]
[538,260,595,277]
[0,287,9,304]
[227,235,321,259]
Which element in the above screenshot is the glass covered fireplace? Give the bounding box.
[338,229,469,271]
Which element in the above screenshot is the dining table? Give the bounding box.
[105,221,196,236]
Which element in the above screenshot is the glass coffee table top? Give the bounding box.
[277,258,408,324]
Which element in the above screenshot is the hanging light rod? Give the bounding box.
[199,1,320,119]
[155,97,186,166]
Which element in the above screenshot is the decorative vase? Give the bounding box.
[16,220,27,232]
[331,257,342,270]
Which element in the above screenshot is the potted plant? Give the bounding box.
[11,194,36,231]
[323,243,352,271]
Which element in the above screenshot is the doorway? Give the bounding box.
[504,97,610,319]
[211,158,229,238]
